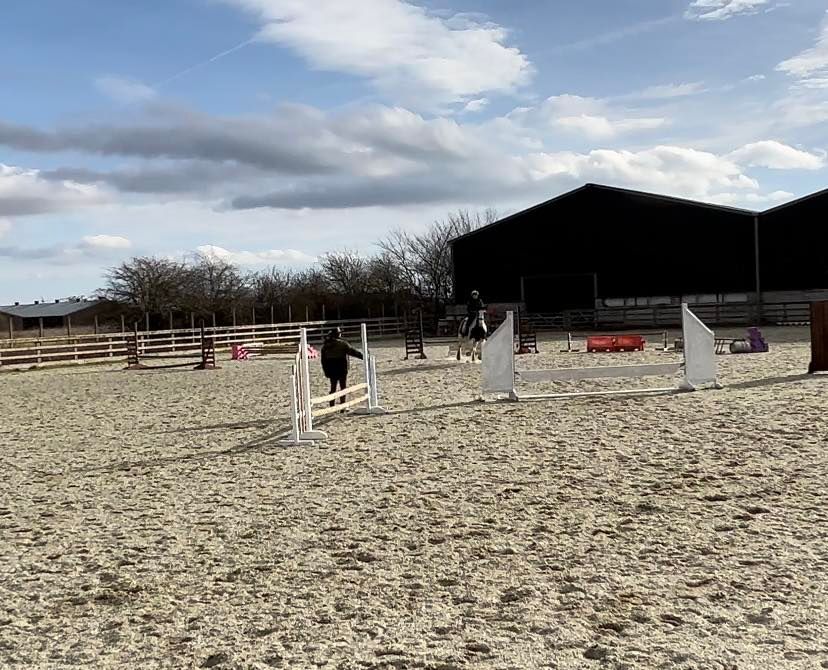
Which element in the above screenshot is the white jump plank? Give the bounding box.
[518,362,681,383]
[311,383,369,405]
[312,393,370,418]
[516,386,679,401]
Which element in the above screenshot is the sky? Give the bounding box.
[1,0,827,303]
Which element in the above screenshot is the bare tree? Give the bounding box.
[102,256,187,315]
[378,208,496,318]
[184,251,249,316]
[319,250,370,295]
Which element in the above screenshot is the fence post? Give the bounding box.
[94,315,99,335]
[305,305,310,323]
[8,318,13,341]
[145,313,150,332]
[191,312,195,331]
[288,305,293,322]
[232,307,237,328]
[120,314,126,334]
[381,304,385,336]
[322,304,326,321]
[39,317,44,339]
[212,312,217,329]
[169,311,174,331]
[252,305,256,326]
[270,304,275,325]
[66,315,72,338]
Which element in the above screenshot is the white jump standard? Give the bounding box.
[281,323,386,446]
[482,304,720,401]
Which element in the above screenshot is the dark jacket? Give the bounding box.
[467,297,485,313]
[320,337,363,379]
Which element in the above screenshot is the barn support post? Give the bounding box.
[753,214,763,325]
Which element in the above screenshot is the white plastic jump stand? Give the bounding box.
[279,364,318,446]
[354,324,388,416]
[481,304,721,402]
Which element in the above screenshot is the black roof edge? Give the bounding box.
[449,182,758,246]
[760,185,828,215]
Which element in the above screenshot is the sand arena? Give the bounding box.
[1,327,826,669]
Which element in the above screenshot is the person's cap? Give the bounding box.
[471,290,479,296]
[328,327,342,338]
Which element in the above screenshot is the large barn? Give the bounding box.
[450,184,828,319]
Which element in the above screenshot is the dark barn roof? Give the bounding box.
[451,183,757,245]
[0,299,105,319]
[450,183,827,312]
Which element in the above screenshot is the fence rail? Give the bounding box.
[524,301,812,332]
[0,301,814,370]
[0,317,406,370]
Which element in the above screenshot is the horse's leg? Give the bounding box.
[456,335,462,361]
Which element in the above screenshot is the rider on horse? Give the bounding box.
[461,290,485,337]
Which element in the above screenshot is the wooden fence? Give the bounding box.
[0,317,406,370]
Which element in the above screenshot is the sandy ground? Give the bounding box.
[1,327,826,669]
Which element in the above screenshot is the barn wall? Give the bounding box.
[759,192,828,292]
[452,187,757,311]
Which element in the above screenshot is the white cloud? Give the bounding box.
[95,76,157,103]
[711,190,794,206]
[0,164,105,216]
[514,95,668,140]
[777,14,828,88]
[685,0,770,21]
[80,235,133,250]
[462,98,489,114]
[521,145,759,202]
[0,219,10,240]
[195,244,317,266]
[745,74,766,82]
[634,82,707,99]
[727,140,825,169]
[554,115,666,140]
[221,0,532,106]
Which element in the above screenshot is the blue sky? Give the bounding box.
[1,0,827,303]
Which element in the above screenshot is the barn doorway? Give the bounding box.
[521,273,596,313]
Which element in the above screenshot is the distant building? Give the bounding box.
[0,298,112,335]
[450,184,828,316]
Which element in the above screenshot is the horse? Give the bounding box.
[457,310,488,362]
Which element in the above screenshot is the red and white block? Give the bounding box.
[307,345,319,360]
[231,345,250,361]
